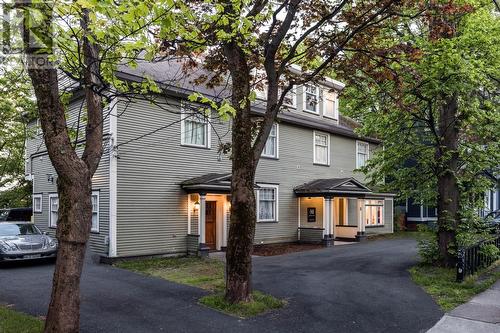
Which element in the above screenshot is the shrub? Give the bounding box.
[479,244,500,264]
[418,236,440,264]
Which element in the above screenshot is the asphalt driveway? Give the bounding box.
[0,238,442,332]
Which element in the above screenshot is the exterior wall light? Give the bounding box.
[193,200,200,211]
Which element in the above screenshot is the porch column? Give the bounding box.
[323,197,334,246]
[356,199,367,242]
[198,193,209,256]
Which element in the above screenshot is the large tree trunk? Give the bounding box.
[44,172,93,333]
[436,94,460,267]
[223,42,257,303]
[23,5,103,331]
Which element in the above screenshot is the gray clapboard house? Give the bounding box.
[25,61,395,260]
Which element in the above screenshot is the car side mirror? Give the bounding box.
[42,231,47,235]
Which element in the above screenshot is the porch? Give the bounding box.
[295,178,372,245]
[181,173,233,256]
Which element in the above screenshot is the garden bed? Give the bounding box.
[252,242,324,256]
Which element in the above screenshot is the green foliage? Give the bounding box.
[340,1,500,212]
[479,244,500,262]
[410,262,500,311]
[0,306,43,333]
[0,60,35,208]
[199,291,286,319]
[416,227,440,265]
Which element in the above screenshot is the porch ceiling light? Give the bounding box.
[193,200,200,211]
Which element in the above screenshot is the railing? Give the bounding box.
[456,235,500,282]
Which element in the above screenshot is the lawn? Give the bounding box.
[116,256,225,291]
[0,306,43,333]
[409,262,500,311]
[116,256,285,317]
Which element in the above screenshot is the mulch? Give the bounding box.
[252,242,324,256]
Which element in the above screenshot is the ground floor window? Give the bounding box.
[33,194,42,213]
[49,194,59,228]
[91,191,100,232]
[365,200,384,226]
[257,185,279,222]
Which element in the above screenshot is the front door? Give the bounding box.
[205,201,217,250]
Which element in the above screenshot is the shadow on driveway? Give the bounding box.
[0,238,442,332]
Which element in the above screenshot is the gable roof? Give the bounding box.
[294,177,373,197]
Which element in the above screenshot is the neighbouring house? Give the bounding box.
[398,170,500,229]
[25,61,395,260]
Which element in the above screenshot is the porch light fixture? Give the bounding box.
[193,200,200,211]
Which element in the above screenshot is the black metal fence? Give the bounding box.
[456,235,500,282]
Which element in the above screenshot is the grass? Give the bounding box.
[116,256,225,291]
[116,256,286,317]
[409,262,500,311]
[0,306,43,333]
[199,291,286,318]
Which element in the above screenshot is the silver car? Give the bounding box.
[0,222,58,262]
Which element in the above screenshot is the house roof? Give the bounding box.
[294,178,373,197]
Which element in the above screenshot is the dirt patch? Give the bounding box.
[252,242,324,256]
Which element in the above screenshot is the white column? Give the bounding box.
[297,197,301,240]
[187,194,191,235]
[324,197,333,237]
[199,194,207,244]
[359,199,366,233]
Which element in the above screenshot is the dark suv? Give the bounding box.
[0,208,33,222]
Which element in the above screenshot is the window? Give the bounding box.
[323,91,339,120]
[36,119,42,135]
[304,84,319,113]
[33,194,42,213]
[257,185,278,222]
[356,141,369,168]
[314,131,330,166]
[91,191,99,232]
[280,86,297,108]
[49,194,59,228]
[262,124,279,159]
[365,200,384,226]
[181,106,210,148]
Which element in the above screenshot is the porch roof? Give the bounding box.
[181,173,262,194]
[181,173,232,194]
[294,177,373,197]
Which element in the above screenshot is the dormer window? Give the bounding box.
[323,91,339,120]
[304,84,319,114]
[280,86,297,108]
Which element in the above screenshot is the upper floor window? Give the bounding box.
[280,86,297,108]
[257,185,279,222]
[262,124,279,159]
[313,131,330,166]
[304,84,319,114]
[33,194,42,213]
[49,194,59,228]
[323,91,339,120]
[91,191,100,233]
[181,106,210,148]
[356,141,369,168]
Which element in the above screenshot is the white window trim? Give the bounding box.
[356,140,370,169]
[281,86,297,108]
[36,119,42,136]
[33,194,42,213]
[256,184,279,222]
[365,199,385,226]
[303,84,320,114]
[261,123,279,159]
[91,191,100,233]
[48,193,58,228]
[313,131,330,166]
[180,103,211,149]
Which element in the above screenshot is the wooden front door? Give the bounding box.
[205,201,217,250]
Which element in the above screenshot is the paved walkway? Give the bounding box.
[1,238,442,332]
[428,281,500,333]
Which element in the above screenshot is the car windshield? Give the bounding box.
[0,224,41,236]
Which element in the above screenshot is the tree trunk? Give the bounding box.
[44,171,93,333]
[223,42,256,303]
[436,94,460,267]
